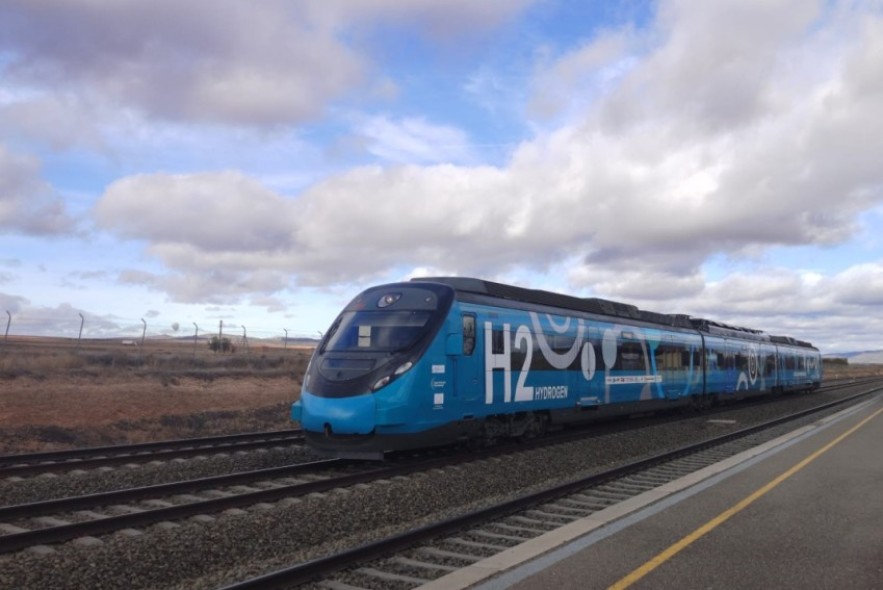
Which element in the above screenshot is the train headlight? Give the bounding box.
[371,361,414,391]
[372,376,391,391]
[377,293,401,308]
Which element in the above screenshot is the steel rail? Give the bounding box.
[0,428,302,467]
[0,460,387,554]
[0,458,346,521]
[0,431,304,478]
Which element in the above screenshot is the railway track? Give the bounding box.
[0,429,305,478]
[0,458,367,554]
[0,419,676,554]
[218,385,883,590]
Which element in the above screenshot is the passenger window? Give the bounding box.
[463,314,476,356]
[492,328,505,354]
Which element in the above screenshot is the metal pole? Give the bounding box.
[77,312,84,351]
[284,328,288,349]
[193,323,199,356]
[241,325,249,354]
[4,310,10,342]
[140,318,147,347]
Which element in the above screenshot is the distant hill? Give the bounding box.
[824,350,883,364]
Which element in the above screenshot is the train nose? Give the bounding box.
[300,391,376,435]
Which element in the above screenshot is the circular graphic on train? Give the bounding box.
[581,341,596,380]
[602,328,617,369]
[748,345,758,384]
[529,313,584,369]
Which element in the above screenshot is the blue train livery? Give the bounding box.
[291,277,822,459]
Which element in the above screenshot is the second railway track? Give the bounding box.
[0,429,305,479]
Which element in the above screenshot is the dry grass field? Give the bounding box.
[0,337,878,454]
[0,336,311,454]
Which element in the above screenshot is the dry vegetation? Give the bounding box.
[0,336,312,454]
[0,338,879,455]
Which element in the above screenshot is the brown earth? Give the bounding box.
[0,338,311,454]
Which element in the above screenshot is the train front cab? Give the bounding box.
[291,281,466,458]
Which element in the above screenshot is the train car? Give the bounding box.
[291,277,822,459]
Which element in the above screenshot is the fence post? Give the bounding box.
[193,322,199,356]
[4,310,9,343]
[140,318,147,361]
[241,325,249,355]
[77,313,84,352]
[284,328,289,349]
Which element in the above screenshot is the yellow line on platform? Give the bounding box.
[608,405,883,590]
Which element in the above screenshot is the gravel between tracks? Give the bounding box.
[0,389,867,590]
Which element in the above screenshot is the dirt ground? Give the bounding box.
[0,338,310,454]
[0,375,299,453]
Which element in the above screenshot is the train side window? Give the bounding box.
[735,348,745,371]
[492,329,505,354]
[620,341,645,371]
[462,314,476,356]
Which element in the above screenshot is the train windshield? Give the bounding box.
[324,310,433,353]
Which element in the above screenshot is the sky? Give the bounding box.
[1,0,883,354]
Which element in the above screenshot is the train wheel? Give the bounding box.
[690,394,709,412]
[520,413,548,441]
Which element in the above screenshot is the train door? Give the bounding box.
[452,312,480,406]
[724,338,736,393]
[583,326,603,406]
[656,336,680,400]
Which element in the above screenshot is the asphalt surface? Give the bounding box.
[423,393,883,590]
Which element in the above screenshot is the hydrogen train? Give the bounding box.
[291,277,822,459]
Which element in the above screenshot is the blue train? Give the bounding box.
[291,277,822,459]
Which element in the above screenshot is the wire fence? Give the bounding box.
[1,310,320,354]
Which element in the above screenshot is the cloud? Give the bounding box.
[304,0,536,39]
[94,171,297,252]
[0,1,363,128]
[0,0,535,129]
[2,300,124,338]
[94,172,300,302]
[0,144,74,235]
[688,264,883,353]
[0,95,107,151]
[828,263,883,306]
[0,292,28,314]
[355,115,477,164]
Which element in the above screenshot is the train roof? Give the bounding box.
[414,276,683,325]
[413,277,817,349]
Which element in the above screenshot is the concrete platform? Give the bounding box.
[419,394,883,590]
